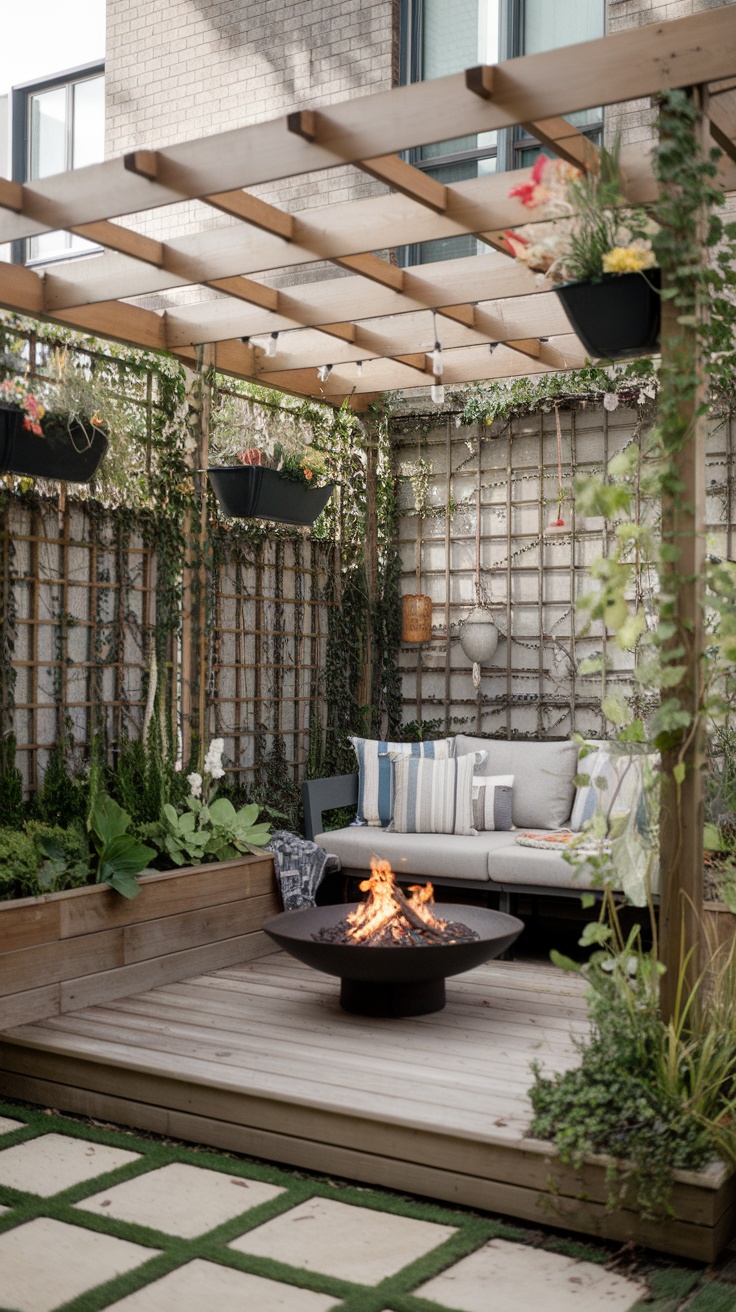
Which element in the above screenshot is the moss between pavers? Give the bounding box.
[0,1099,720,1312]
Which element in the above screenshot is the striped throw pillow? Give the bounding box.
[388,751,487,836]
[472,774,514,831]
[349,736,455,828]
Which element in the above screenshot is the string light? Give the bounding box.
[264,332,278,358]
[356,361,363,377]
[431,380,445,405]
[431,310,443,376]
[317,363,333,382]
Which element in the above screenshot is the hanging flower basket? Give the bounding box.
[208,465,333,526]
[0,405,108,482]
[555,270,661,360]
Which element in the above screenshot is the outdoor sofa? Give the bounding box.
[303,735,633,913]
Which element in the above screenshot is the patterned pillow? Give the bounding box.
[472,774,514,832]
[570,746,643,831]
[349,736,455,828]
[388,751,487,836]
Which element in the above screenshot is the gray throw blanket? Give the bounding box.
[268,830,336,911]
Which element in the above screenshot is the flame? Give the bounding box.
[345,856,447,944]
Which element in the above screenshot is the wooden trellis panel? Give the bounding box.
[394,407,736,740]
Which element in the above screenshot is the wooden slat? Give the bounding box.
[205,276,279,312]
[3,8,736,246]
[58,857,275,937]
[204,190,295,240]
[0,985,60,1032]
[0,929,125,997]
[0,899,61,952]
[709,88,736,162]
[357,154,448,212]
[70,221,165,267]
[520,116,600,170]
[0,178,24,213]
[122,893,277,964]
[331,252,405,292]
[59,930,277,1013]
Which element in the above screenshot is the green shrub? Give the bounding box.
[0,734,24,828]
[33,742,87,826]
[0,829,43,900]
[26,820,90,893]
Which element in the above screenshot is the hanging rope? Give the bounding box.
[554,405,564,524]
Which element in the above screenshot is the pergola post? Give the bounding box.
[360,413,380,730]
[656,90,708,1021]
[180,343,214,768]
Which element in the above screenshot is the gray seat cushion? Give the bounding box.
[486,832,614,891]
[454,735,579,830]
[315,827,518,883]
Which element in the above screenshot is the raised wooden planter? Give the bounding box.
[0,854,279,1032]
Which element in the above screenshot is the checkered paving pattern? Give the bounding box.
[0,1102,730,1312]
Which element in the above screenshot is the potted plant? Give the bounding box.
[504,148,660,359]
[208,442,333,525]
[0,377,108,482]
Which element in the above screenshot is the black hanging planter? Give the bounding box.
[0,406,108,483]
[208,465,333,526]
[555,269,661,360]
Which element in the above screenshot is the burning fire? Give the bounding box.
[345,857,448,944]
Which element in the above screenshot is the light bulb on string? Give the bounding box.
[356,361,363,378]
[317,363,333,383]
[431,310,443,376]
[264,332,278,358]
[431,380,445,405]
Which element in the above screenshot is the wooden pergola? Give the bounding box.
[2,6,736,1003]
[0,7,734,409]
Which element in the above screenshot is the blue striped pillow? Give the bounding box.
[388,751,488,836]
[349,736,455,828]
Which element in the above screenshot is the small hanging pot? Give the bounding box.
[459,607,499,688]
[555,270,661,360]
[402,594,432,643]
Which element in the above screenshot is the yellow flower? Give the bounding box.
[602,245,657,274]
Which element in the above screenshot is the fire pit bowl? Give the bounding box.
[262,903,524,1017]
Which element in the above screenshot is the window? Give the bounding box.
[399,0,604,265]
[12,64,104,265]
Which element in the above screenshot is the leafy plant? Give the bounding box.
[158,796,271,866]
[0,828,45,900]
[88,795,156,900]
[531,892,736,1219]
[30,820,90,892]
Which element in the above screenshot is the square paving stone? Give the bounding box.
[105,1257,341,1312]
[416,1238,646,1312]
[230,1195,456,1285]
[0,1216,159,1312]
[0,1132,140,1196]
[0,1115,24,1134]
[76,1161,285,1237]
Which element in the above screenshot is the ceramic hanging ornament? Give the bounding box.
[545,405,568,536]
[460,608,499,687]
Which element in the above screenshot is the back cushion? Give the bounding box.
[454,735,579,829]
[570,745,648,832]
[349,736,455,828]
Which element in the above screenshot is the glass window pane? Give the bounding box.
[72,75,105,168]
[415,158,496,263]
[523,0,604,55]
[29,86,67,180]
[420,0,498,160]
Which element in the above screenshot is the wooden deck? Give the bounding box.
[1,951,734,1260]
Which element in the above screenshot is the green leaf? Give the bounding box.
[578,655,604,676]
[549,949,582,974]
[163,803,179,827]
[580,893,596,909]
[673,761,686,785]
[209,797,237,826]
[601,693,631,727]
[704,822,725,852]
[237,803,261,828]
[579,922,612,948]
[91,795,130,846]
[98,835,156,881]
[104,870,142,900]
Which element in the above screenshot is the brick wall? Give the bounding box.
[105,0,396,249]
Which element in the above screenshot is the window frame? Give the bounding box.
[11,61,105,267]
[398,0,604,264]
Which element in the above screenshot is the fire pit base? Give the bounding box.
[340,975,445,1017]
